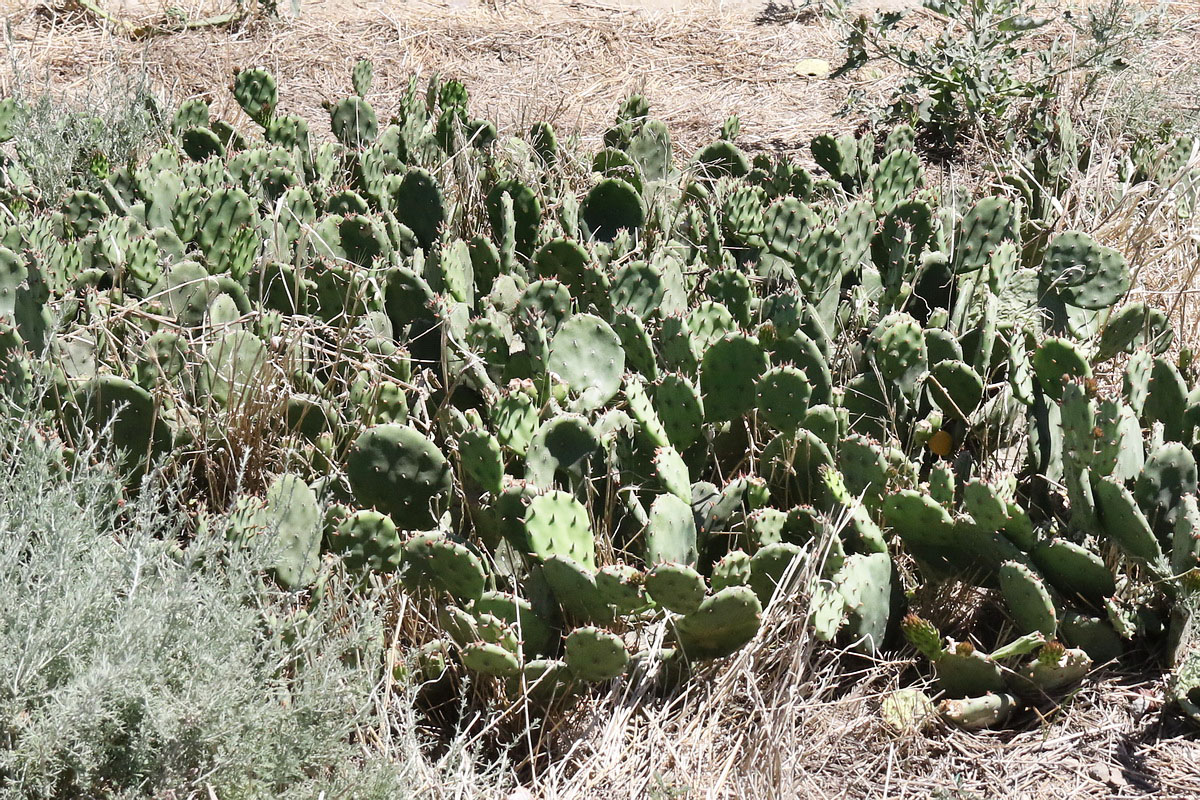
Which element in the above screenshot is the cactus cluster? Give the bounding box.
[2,66,1199,728]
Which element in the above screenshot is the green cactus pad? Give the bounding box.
[1172,495,1200,576]
[1030,538,1115,605]
[1016,643,1092,694]
[346,424,453,528]
[331,510,405,574]
[926,359,984,420]
[541,555,611,623]
[476,591,555,659]
[458,428,504,496]
[938,693,1016,730]
[462,642,521,678]
[1134,442,1197,540]
[1091,475,1166,567]
[711,549,752,592]
[674,585,762,659]
[953,196,1015,274]
[564,626,629,681]
[652,446,692,502]
[402,532,487,602]
[700,332,768,423]
[755,365,812,432]
[547,313,625,410]
[596,564,646,614]
[390,168,445,250]
[1097,302,1173,361]
[231,67,277,125]
[749,542,806,606]
[493,383,540,456]
[523,490,596,569]
[645,563,707,614]
[68,375,172,479]
[582,177,645,241]
[328,96,378,148]
[653,373,705,451]
[838,551,893,654]
[514,658,577,699]
[935,643,1006,698]
[612,310,658,378]
[872,312,928,396]
[646,492,699,566]
[1042,231,1130,310]
[525,415,602,491]
[1033,337,1092,401]
[998,561,1057,638]
[611,261,666,320]
[625,375,671,449]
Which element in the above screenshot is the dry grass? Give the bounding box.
[504,560,1200,799]
[5,0,855,157]
[507,605,1195,798]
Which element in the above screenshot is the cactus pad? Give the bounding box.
[347,424,453,528]
[564,626,629,681]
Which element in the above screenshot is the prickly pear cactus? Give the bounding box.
[8,63,1198,722]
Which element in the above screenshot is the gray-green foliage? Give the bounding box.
[0,427,509,799]
[1,69,166,204]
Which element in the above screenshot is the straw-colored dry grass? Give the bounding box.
[5,0,858,156]
[514,561,1200,800]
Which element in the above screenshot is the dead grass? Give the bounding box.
[511,562,1200,799]
[5,0,854,157]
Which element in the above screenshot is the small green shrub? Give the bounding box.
[0,68,166,205]
[835,0,1152,151]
